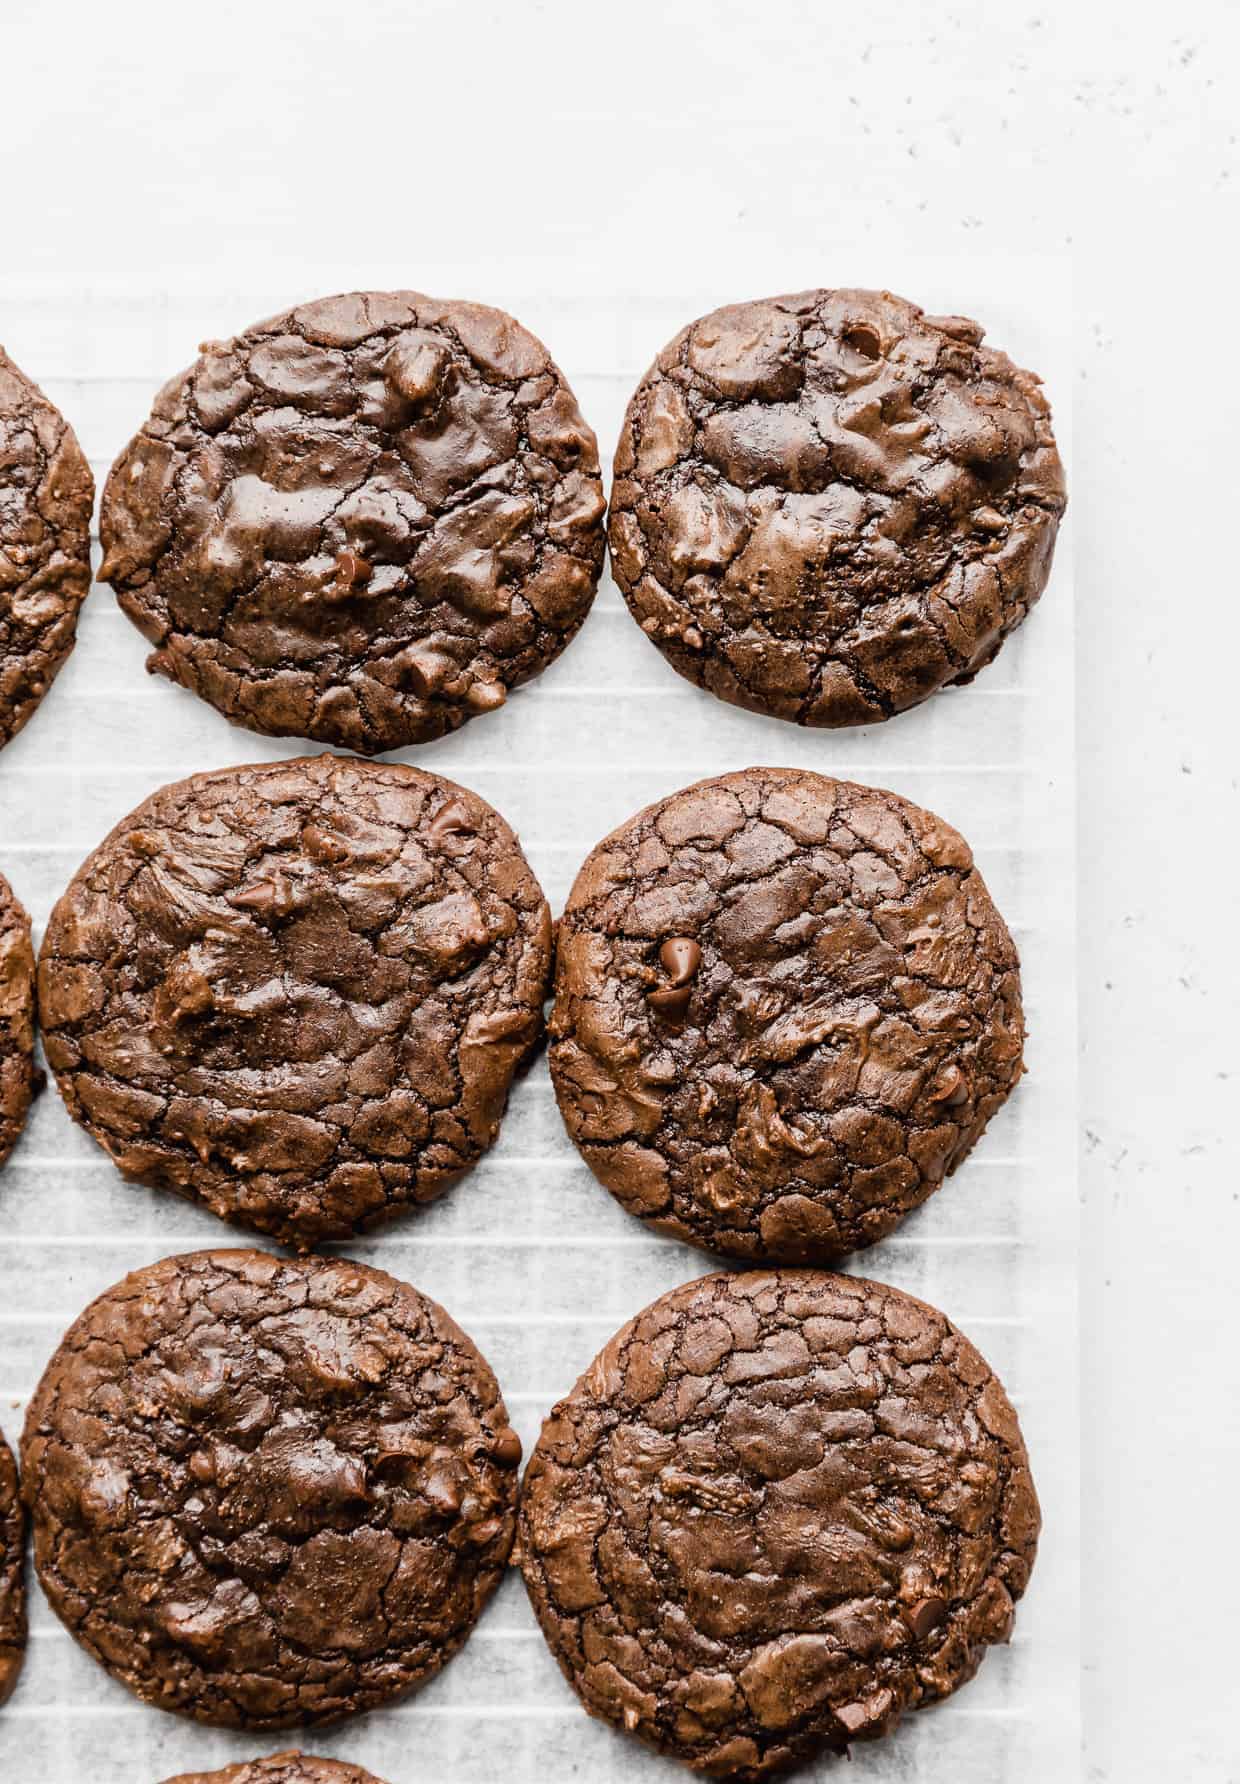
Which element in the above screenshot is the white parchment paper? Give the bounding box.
[0,267,1076,1783]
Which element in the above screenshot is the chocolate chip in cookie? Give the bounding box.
[38,754,552,1249]
[99,292,606,753]
[0,346,94,750]
[23,1250,523,1727]
[519,1269,1039,1778]
[609,289,1065,726]
[549,768,1023,1261]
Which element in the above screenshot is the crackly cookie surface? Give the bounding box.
[162,1758,390,1784]
[520,1270,1039,1778]
[23,1249,522,1727]
[38,755,551,1248]
[549,769,1023,1262]
[162,1757,389,1784]
[0,871,38,1171]
[0,1431,26,1707]
[609,289,1066,726]
[0,346,94,749]
[99,291,606,753]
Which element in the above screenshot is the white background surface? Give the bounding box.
[2,2,1237,1781]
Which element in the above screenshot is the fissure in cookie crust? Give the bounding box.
[0,346,94,749]
[609,288,1066,726]
[0,872,38,1172]
[0,1431,26,1706]
[549,768,1023,1262]
[161,1753,389,1784]
[99,290,606,753]
[519,1270,1039,1779]
[23,1250,522,1728]
[37,754,552,1249]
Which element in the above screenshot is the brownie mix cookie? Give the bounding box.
[0,1431,26,1706]
[520,1270,1039,1778]
[549,769,1023,1262]
[23,1249,523,1727]
[161,1760,389,1784]
[0,871,38,1171]
[0,346,94,748]
[99,291,606,753]
[609,289,1065,726]
[38,755,551,1249]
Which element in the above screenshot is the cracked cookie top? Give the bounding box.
[609,289,1065,726]
[0,871,38,1172]
[549,769,1023,1262]
[162,1759,389,1784]
[0,346,95,749]
[23,1249,522,1728]
[38,755,552,1249]
[0,1431,26,1707]
[519,1270,1039,1779]
[99,291,606,754]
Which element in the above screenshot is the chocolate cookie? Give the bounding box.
[38,754,551,1249]
[23,1249,522,1727]
[99,291,606,753]
[0,1431,26,1707]
[0,871,38,1171]
[161,1760,388,1784]
[609,289,1066,726]
[549,768,1023,1262]
[0,346,94,748]
[519,1270,1039,1778]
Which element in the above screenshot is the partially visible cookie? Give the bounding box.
[23,1249,522,1728]
[161,1754,389,1784]
[0,1431,26,1707]
[0,346,94,748]
[549,768,1023,1262]
[38,754,552,1249]
[99,291,606,753]
[609,289,1066,726]
[519,1269,1040,1779]
[0,872,38,1171]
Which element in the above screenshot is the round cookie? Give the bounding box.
[23,1249,522,1728]
[549,768,1023,1262]
[609,289,1066,726]
[0,346,94,749]
[0,871,38,1171]
[99,291,606,753]
[519,1270,1039,1778]
[0,1431,26,1707]
[161,1756,388,1784]
[38,754,551,1249]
